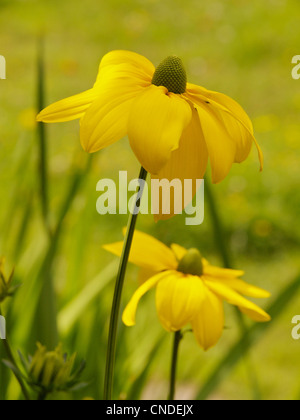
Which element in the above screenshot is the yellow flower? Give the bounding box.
[37,50,263,184]
[104,230,271,350]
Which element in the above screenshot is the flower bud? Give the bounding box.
[26,343,85,395]
[0,258,18,303]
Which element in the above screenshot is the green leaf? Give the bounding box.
[58,261,118,335]
[127,333,166,400]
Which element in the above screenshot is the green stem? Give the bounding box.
[205,176,262,400]
[37,390,48,401]
[204,177,231,268]
[168,331,183,401]
[35,36,58,350]
[37,36,50,235]
[0,308,31,400]
[35,156,92,349]
[103,166,148,400]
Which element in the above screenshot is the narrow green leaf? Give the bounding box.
[127,333,166,400]
[58,261,118,335]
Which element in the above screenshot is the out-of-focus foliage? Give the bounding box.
[0,0,300,400]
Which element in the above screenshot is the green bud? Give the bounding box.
[27,343,85,396]
[177,248,203,276]
[152,56,187,94]
[0,258,18,303]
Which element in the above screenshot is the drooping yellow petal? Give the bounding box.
[103,229,178,272]
[184,92,236,184]
[156,273,204,332]
[95,50,155,87]
[187,83,254,135]
[37,50,154,126]
[170,244,188,261]
[238,306,271,322]
[205,278,271,322]
[122,271,171,326]
[208,277,271,299]
[128,86,192,175]
[186,83,263,172]
[203,260,245,279]
[152,107,208,221]
[81,51,153,153]
[80,84,143,153]
[37,89,98,123]
[191,285,224,351]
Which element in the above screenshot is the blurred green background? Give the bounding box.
[0,0,300,400]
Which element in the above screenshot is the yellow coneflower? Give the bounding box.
[104,230,271,350]
[37,50,263,185]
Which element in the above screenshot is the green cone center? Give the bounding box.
[177,248,203,276]
[152,56,187,94]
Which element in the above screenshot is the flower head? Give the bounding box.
[23,343,85,396]
[0,258,18,304]
[37,50,263,185]
[104,230,271,350]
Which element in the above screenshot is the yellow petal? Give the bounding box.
[203,261,270,298]
[152,107,208,221]
[103,229,178,272]
[95,50,155,87]
[170,244,188,261]
[238,306,271,322]
[205,278,271,322]
[203,261,245,279]
[216,278,270,299]
[80,84,143,153]
[184,92,236,184]
[37,49,154,126]
[37,89,98,123]
[191,285,224,351]
[156,273,204,332]
[187,83,254,134]
[186,83,263,172]
[128,86,192,174]
[80,50,155,152]
[122,271,170,326]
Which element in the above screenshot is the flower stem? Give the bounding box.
[0,308,31,400]
[37,36,51,235]
[37,390,48,401]
[168,330,183,401]
[103,166,148,400]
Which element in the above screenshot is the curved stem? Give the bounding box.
[0,308,31,400]
[168,330,183,401]
[37,390,48,401]
[103,167,148,400]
